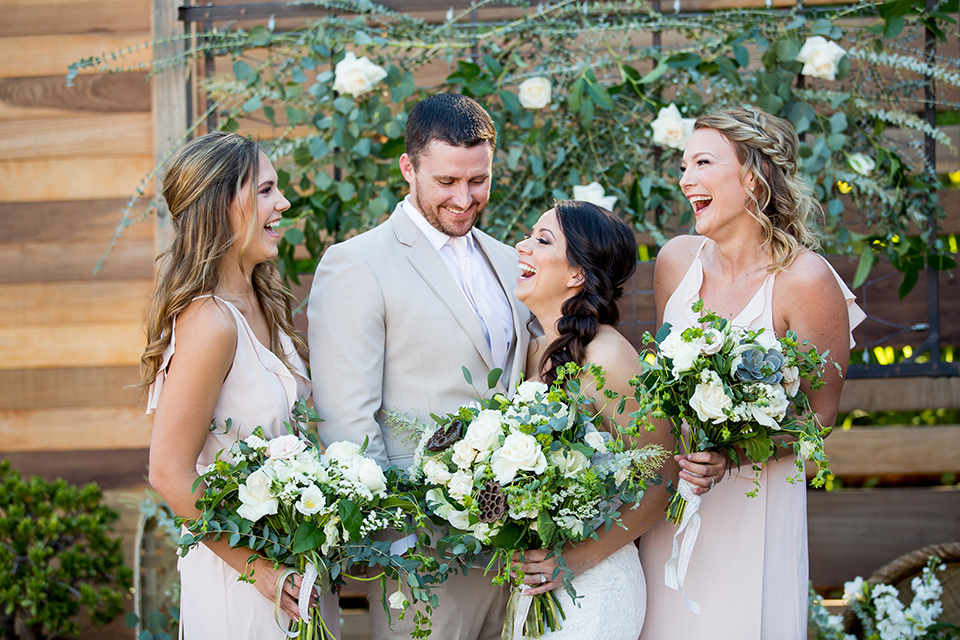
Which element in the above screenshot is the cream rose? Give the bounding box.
[659,330,702,376]
[518,77,552,110]
[295,484,327,516]
[584,430,608,452]
[572,181,618,211]
[753,329,781,352]
[795,36,846,81]
[797,439,817,461]
[781,365,801,397]
[515,380,549,404]
[690,381,732,424]
[451,439,478,469]
[266,434,307,461]
[324,440,362,464]
[447,470,474,500]
[749,384,789,428]
[423,459,453,485]
[237,468,279,522]
[342,456,388,495]
[549,449,589,477]
[701,328,726,355]
[332,51,388,97]
[650,103,695,150]
[848,153,876,176]
[321,518,340,554]
[490,433,547,485]
[463,410,503,452]
[388,590,409,611]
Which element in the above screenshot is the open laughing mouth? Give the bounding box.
[264,220,281,237]
[689,195,712,213]
[518,262,536,280]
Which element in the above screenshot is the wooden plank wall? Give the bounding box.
[0,0,155,490]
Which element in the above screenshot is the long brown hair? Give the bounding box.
[138,132,307,406]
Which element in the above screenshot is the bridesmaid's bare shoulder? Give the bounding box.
[654,235,705,318]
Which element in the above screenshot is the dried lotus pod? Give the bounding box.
[426,418,463,452]
[477,481,506,523]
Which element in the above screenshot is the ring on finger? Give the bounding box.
[709,475,716,489]
[539,572,546,584]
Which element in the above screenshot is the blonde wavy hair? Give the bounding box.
[694,107,821,271]
[138,132,307,407]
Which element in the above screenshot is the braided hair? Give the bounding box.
[539,200,637,386]
[694,108,821,271]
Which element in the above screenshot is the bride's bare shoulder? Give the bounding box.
[584,326,640,394]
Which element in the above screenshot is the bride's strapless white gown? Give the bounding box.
[541,543,646,639]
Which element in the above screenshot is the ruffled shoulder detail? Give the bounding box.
[819,255,867,348]
[145,316,178,415]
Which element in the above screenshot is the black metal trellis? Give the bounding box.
[177,1,959,379]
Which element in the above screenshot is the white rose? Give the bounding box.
[515,380,549,404]
[797,439,817,461]
[489,433,547,485]
[749,384,789,428]
[470,522,493,543]
[463,410,504,452]
[795,36,846,81]
[451,439,478,469]
[423,459,453,485]
[548,449,589,477]
[572,181,617,212]
[848,153,876,176]
[388,590,409,611]
[701,328,726,355]
[517,77,552,110]
[342,456,388,495]
[324,440,361,464]
[321,518,340,554]
[659,330,702,376]
[332,51,388,97]
[447,470,474,500]
[650,103,695,150]
[237,468,279,522]
[690,382,732,424]
[583,430,608,452]
[295,484,327,516]
[266,434,307,461]
[752,328,781,353]
[781,365,801,397]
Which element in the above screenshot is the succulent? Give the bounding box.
[736,348,785,384]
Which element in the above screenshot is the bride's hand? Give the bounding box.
[676,451,726,496]
[251,557,318,621]
[513,549,563,596]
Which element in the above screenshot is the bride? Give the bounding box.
[511,200,679,638]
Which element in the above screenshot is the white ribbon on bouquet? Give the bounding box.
[663,478,702,614]
[274,561,321,637]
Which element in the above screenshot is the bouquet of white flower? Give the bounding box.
[179,401,440,639]
[630,299,834,612]
[392,364,667,639]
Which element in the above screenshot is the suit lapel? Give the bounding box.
[474,230,526,392]
[390,208,496,372]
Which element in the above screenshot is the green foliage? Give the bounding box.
[0,461,132,639]
[72,0,959,291]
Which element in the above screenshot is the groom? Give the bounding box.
[307,93,532,639]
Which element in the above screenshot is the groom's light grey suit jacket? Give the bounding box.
[307,204,531,470]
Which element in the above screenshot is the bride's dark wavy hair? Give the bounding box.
[539,200,637,386]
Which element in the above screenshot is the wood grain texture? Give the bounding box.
[808,487,960,589]
[0,73,150,121]
[1,0,149,38]
[840,376,960,413]
[0,199,152,245]
[0,113,151,160]
[0,280,152,326]
[0,34,151,79]
[0,156,154,202]
[0,322,143,369]
[814,425,960,477]
[0,366,140,410]
[1,448,149,489]
[0,237,154,283]
[0,406,152,451]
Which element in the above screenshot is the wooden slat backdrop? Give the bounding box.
[0,4,956,625]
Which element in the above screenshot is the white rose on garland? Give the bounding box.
[650,103,695,150]
[848,152,876,176]
[333,51,388,97]
[572,181,617,211]
[518,76,552,109]
[795,36,846,81]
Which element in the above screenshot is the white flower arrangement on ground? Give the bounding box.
[180,402,442,639]
[391,364,667,639]
[808,557,959,640]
